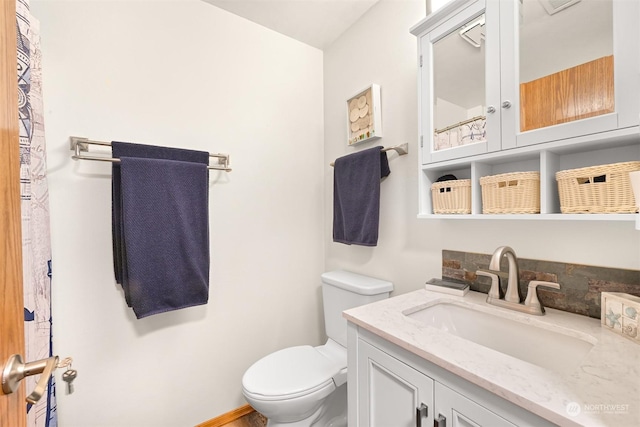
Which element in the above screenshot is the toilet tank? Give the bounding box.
[321,270,393,347]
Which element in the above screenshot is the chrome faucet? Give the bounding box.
[476,246,560,316]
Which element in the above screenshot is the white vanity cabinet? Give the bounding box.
[348,325,556,427]
[411,0,640,222]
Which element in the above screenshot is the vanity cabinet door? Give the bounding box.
[434,381,516,427]
[357,339,434,427]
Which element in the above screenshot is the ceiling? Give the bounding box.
[203,0,380,50]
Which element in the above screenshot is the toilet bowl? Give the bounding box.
[242,340,346,426]
[241,271,393,427]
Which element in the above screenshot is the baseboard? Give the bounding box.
[195,404,255,427]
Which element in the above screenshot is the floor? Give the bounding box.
[224,411,267,427]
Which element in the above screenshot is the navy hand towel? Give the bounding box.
[333,146,390,246]
[111,141,209,289]
[119,157,209,319]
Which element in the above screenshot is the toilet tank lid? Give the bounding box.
[321,270,393,295]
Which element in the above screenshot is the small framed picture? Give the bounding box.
[346,84,382,146]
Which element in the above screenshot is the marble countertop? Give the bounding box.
[343,289,640,427]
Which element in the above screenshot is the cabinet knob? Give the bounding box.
[486,106,496,114]
[501,100,512,109]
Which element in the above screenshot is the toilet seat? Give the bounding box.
[242,345,343,401]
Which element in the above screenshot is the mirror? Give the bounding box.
[519,0,614,132]
[433,13,487,152]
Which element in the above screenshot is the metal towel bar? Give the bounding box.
[329,143,409,167]
[69,136,232,171]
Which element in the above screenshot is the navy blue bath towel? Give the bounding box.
[333,146,390,246]
[119,157,209,319]
[111,142,209,292]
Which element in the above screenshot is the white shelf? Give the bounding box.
[417,213,638,222]
[420,127,640,173]
[418,144,640,226]
[420,213,640,229]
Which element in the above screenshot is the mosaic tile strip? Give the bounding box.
[442,250,640,319]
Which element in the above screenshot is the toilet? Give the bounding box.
[242,270,393,427]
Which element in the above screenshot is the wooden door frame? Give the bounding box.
[1,0,27,426]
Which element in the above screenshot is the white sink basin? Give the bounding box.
[405,302,596,374]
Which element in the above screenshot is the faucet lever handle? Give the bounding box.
[524,281,560,314]
[476,269,502,300]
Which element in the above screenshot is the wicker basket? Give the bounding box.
[431,179,471,214]
[556,161,640,213]
[480,172,540,214]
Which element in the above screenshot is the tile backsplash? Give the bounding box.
[442,250,640,319]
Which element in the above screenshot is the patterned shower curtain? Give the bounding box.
[17,0,56,426]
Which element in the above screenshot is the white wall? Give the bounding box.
[323,0,640,298]
[32,1,324,426]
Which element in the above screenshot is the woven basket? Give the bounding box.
[556,161,640,213]
[431,179,471,214]
[480,172,540,214]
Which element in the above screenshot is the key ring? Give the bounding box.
[57,357,73,369]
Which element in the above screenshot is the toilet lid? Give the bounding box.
[242,345,342,400]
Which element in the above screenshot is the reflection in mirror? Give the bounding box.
[433,14,487,152]
[519,0,614,132]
